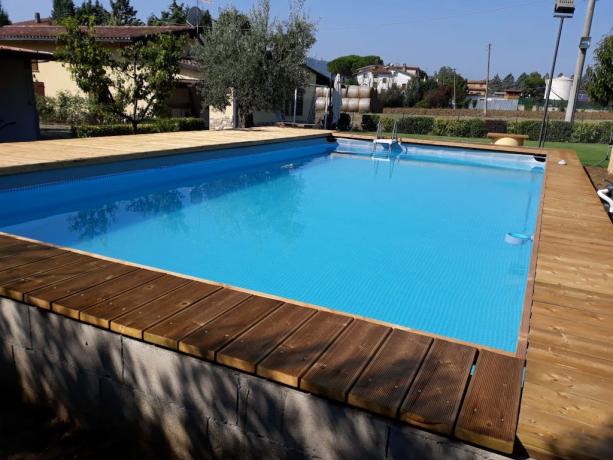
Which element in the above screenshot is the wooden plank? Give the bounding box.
[110,281,220,339]
[0,127,332,176]
[0,252,84,294]
[398,340,476,436]
[347,329,432,418]
[170,296,281,359]
[51,269,163,319]
[300,320,390,402]
[533,282,613,314]
[79,274,190,328]
[0,237,25,250]
[455,350,524,454]
[211,303,314,373]
[25,263,136,309]
[1,255,109,301]
[0,243,66,270]
[145,289,251,349]
[257,311,352,387]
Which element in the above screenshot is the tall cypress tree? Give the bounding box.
[110,0,143,25]
[76,0,110,25]
[0,1,11,26]
[51,0,76,22]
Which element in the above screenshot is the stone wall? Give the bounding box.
[0,297,507,459]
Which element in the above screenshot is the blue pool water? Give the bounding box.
[0,138,544,351]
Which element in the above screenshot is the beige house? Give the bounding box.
[0,21,203,120]
[0,19,330,134]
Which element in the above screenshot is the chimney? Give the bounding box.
[35,12,41,23]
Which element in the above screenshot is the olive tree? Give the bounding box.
[585,34,613,107]
[194,0,316,127]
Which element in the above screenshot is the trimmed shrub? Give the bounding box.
[508,120,572,142]
[361,114,380,132]
[396,116,434,135]
[336,113,351,131]
[73,117,206,138]
[432,118,450,136]
[380,117,395,132]
[570,121,613,144]
[483,119,508,134]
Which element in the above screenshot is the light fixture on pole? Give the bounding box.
[538,0,575,148]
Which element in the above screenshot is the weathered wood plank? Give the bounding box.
[347,329,432,418]
[300,320,390,402]
[257,311,352,387]
[0,252,84,295]
[52,269,163,319]
[110,281,220,339]
[398,340,476,435]
[171,296,281,360]
[455,350,524,454]
[1,255,110,302]
[79,275,190,328]
[212,303,314,373]
[25,263,136,309]
[146,288,251,349]
[0,243,66,271]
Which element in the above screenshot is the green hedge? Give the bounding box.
[357,113,611,144]
[73,117,206,138]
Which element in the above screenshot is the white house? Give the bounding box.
[356,64,426,93]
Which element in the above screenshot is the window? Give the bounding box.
[285,88,305,117]
[31,60,39,72]
[34,81,45,97]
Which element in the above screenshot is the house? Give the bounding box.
[0,45,53,141]
[0,20,202,119]
[467,80,487,97]
[356,64,426,93]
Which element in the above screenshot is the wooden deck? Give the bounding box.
[0,126,332,175]
[516,148,613,460]
[1,128,612,457]
[0,232,523,454]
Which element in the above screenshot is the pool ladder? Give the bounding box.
[372,121,400,161]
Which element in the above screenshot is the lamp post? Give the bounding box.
[538,1,575,147]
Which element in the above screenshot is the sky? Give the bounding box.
[2,0,612,80]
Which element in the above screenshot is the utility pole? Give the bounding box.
[484,44,491,117]
[565,0,596,124]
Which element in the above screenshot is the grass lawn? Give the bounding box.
[360,132,611,167]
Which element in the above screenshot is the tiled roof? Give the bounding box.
[0,24,194,42]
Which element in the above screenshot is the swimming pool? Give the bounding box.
[0,137,544,352]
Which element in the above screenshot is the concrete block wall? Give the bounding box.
[0,297,508,459]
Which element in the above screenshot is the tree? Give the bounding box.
[76,0,110,25]
[585,34,613,107]
[51,0,75,22]
[520,72,545,99]
[58,17,186,133]
[327,55,383,81]
[515,72,528,89]
[421,86,452,108]
[0,1,11,26]
[433,66,467,106]
[110,0,143,25]
[502,73,515,90]
[148,0,186,25]
[489,74,503,93]
[379,84,404,108]
[195,0,316,127]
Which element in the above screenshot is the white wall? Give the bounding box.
[357,70,416,93]
[0,56,40,142]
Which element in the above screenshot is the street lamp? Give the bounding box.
[538,0,575,147]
